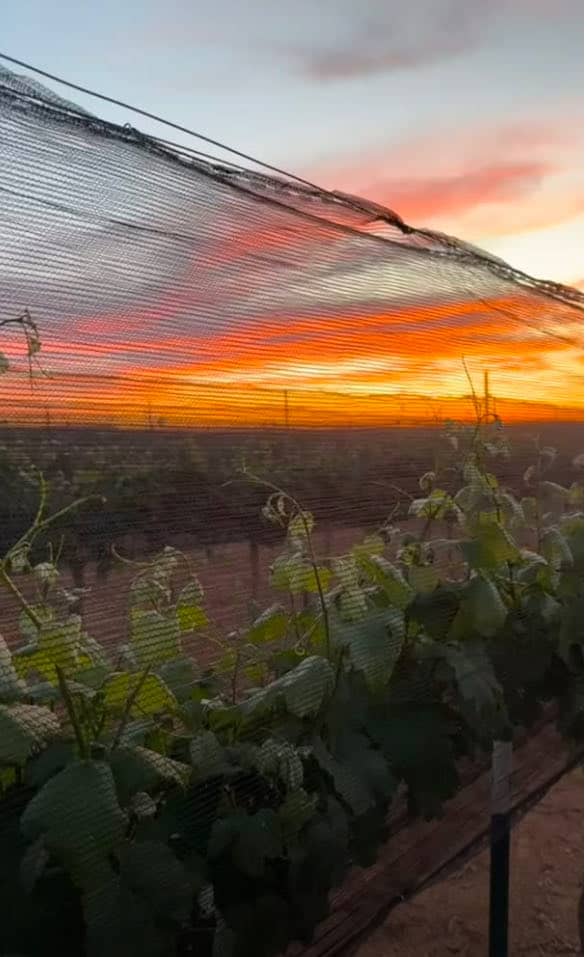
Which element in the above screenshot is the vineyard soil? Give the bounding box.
[355,769,583,957]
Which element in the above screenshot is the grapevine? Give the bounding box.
[0,416,582,957]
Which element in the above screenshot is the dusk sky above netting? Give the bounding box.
[3,0,583,287]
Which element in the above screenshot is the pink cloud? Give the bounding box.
[308,115,583,239]
[358,160,553,222]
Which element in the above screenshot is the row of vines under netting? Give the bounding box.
[0,420,581,572]
[0,412,583,957]
[0,59,583,957]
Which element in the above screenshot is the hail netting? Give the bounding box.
[0,65,583,957]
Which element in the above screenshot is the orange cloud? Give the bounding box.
[2,288,581,429]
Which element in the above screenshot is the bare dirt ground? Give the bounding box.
[355,769,583,957]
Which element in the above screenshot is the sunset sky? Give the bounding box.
[1,1,583,427]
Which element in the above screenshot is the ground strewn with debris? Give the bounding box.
[356,769,583,957]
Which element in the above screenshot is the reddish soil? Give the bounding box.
[355,769,583,957]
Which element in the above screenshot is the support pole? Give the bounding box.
[484,370,490,419]
[489,740,512,957]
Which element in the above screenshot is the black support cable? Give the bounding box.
[0,50,323,192]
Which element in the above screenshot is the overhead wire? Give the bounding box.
[0,50,325,191]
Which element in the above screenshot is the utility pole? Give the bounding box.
[484,370,490,418]
[283,389,290,430]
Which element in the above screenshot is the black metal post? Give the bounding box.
[489,741,512,957]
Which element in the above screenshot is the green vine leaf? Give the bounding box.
[240,655,334,728]
[461,522,519,569]
[409,586,460,641]
[103,672,178,717]
[109,746,190,804]
[539,481,569,515]
[338,584,368,621]
[311,737,373,816]
[271,552,331,594]
[176,581,208,632]
[370,706,459,818]
[278,788,318,838]
[17,605,52,644]
[118,839,192,923]
[541,528,573,568]
[0,633,27,701]
[244,661,268,686]
[334,730,397,803]
[568,483,583,507]
[462,576,508,638]
[83,878,172,957]
[442,641,504,733]
[189,730,227,779]
[21,759,127,889]
[256,738,304,790]
[560,514,584,562]
[20,834,50,894]
[334,609,405,691]
[156,657,197,702]
[352,535,385,560]
[25,739,75,788]
[355,554,413,609]
[129,791,158,819]
[409,489,453,520]
[248,604,289,645]
[0,703,61,765]
[38,615,83,673]
[279,656,335,718]
[130,610,182,668]
[9,541,30,573]
[407,565,439,594]
[13,645,58,685]
[208,809,282,878]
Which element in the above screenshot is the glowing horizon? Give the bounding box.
[2,295,582,429]
[0,37,582,434]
